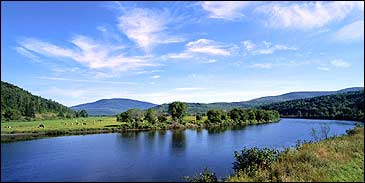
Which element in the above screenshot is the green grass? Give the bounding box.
[1,115,209,134]
[1,117,120,133]
[226,126,364,182]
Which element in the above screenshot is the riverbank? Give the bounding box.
[1,116,279,143]
[226,126,364,182]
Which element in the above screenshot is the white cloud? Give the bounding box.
[200,1,252,20]
[151,75,160,79]
[186,39,231,56]
[37,76,136,85]
[330,59,351,68]
[335,20,364,41]
[250,63,272,69]
[242,40,255,51]
[256,2,360,29]
[162,39,234,60]
[118,8,184,52]
[316,66,330,71]
[243,40,297,55]
[18,36,158,72]
[205,59,217,63]
[14,47,41,62]
[173,87,205,91]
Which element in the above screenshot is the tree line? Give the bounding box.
[261,91,364,121]
[116,101,280,129]
[1,81,87,121]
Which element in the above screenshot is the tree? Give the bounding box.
[207,109,227,124]
[79,110,88,118]
[117,109,144,123]
[145,108,158,124]
[168,101,187,123]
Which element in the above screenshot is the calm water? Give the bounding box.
[1,118,360,182]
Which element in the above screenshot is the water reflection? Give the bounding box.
[171,129,186,150]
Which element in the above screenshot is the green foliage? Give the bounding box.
[168,101,187,123]
[184,168,218,182]
[233,147,279,175]
[208,108,279,125]
[207,109,228,124]
[1,81,75,121]
[144,108,158,124]
[262,91,364,121]
[116,108,144,124]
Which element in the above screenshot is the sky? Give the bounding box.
[1,1,364,106]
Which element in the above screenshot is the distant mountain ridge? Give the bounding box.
[153,87,364,114]
[71,98,157,116]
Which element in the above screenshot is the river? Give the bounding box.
[1,118,360,182]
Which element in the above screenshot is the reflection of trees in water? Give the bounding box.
[207,125,247,134]
[119,131,139,139]
[171,129,186,149]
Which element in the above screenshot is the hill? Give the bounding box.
[71,98,157,116]
[1,81,75,121]
[261,90,364,121]
[153,87,364,114]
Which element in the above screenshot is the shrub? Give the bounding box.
[233,147,279,176]
[184,168,218,182]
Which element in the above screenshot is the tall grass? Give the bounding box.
[227,126,364,182]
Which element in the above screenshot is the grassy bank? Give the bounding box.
[226,126,364,182]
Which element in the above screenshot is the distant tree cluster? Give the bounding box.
[116,101,279,129]
[206,108,280,125]
[261,91,364,121]
[1,81,76,121]
[116,108,168,128]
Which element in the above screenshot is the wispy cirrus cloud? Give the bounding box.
[118,7,185,52]
[316,66,330,71]
[162,38,236,60]
[334,20,364,41]
[200,1,252,20]
[250,63,273,69]
[17,36,159,72]
[36,76,137,85]
[14,47,41,62]
[256,1,362,29]
[243,40,297,55]
[330,59,351,68]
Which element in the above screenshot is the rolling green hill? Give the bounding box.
[261,90,364,121]
[1,81,75,121]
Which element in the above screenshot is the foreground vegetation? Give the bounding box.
[262,90,364,121]
[186,126,364,182]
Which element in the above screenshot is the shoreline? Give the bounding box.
[1,120,280,143]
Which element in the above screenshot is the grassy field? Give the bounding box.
[1,115,208,134]
[1,117,120,133]
[226,126,364,182]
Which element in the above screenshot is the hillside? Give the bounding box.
[153,87,364,114]
[71,98,157,116]
[261,90,364,121]
[1,81,75,121]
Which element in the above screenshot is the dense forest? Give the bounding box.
[1,81,81,121]
[261,91,364,121]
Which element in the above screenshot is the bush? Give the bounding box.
[184,168,218,182]
[233,147,279,176]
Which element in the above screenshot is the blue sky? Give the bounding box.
[1,1,364,106]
